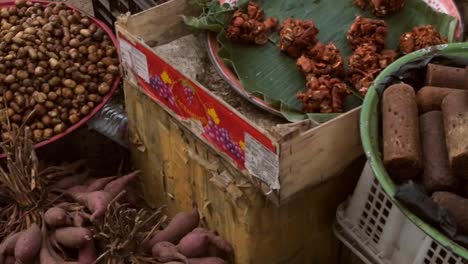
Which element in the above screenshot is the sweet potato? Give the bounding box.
[85,176,117,192]
[72,212,90,227]
[4,256,14,264]
[76,191,112,221]
[40,224,69,264]
[148,208,199,247]
[104,171,140,197]
[208,236,233,256]
[188,257,226,264]
[191,228,217,235]
[465,182,468,198]
[123,187,144,207]
[151,242,187,263]
[66,185,88,201]
[0,232,22,264]
[14,223,42,264]
[78,240,96,264]
[45,207,70,228]
[189,228,233,256]
[416,86,456,113]
[51,171,89,190]
[177,231,210,258]
[53,227,93,249]
[432,192,468,234]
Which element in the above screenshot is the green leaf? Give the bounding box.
[216,0,458,122]
[184,1,236,33]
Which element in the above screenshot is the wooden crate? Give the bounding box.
[115,0,363,205]
[124,79,365,263]
[92,0,162,30]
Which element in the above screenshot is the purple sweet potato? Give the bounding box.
[122,187,144,207]
[104,171,140,197]
[45,207,70,228]
[66,185,88,201]
[14,223,42,264]
[85,176,117,192]
[72,212,90,227]
[53,227,93,249]
[148,208,199,247]
[40,224,69,264]
[0,232,22,263]
[189,228,233,256]
[4,256,14,264]
[51,171,89,190]
[76,191,112,221]
[151,242,187,263]
[177,231,210,258]
[188,257,226,264]
[78,240,96,264]
[209,236,233,256]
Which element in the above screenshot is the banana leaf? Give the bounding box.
[185,0,458,122]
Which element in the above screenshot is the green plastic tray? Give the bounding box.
[360,42,468,260]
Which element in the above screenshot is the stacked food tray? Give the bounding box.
[334,162,465,264]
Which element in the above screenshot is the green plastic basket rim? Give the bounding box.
[360,42,468,259]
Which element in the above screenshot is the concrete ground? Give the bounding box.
[62,0,94,15]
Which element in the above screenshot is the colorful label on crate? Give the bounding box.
[245,133,280,189]
[119,39,150,83]
[117,35,280,189]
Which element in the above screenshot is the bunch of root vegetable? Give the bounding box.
[0,127,234,263]
[146,208,234,264]
[346,16,397,96]
[0,126,154,263]
[0,126,87,240]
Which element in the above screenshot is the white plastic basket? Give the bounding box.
[334,161,466,264]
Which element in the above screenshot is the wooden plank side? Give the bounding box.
[125,80,364,263]
[122,0,197,46]
[125,80,167,208]
[279,108,363,202]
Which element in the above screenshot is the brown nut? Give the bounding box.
[43,128,53,138]
[53,123,66,134]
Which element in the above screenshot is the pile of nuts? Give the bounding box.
[346,16,397,96]
[0,0,119,143]
[226,2,278,45]
[399,25,448,54]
